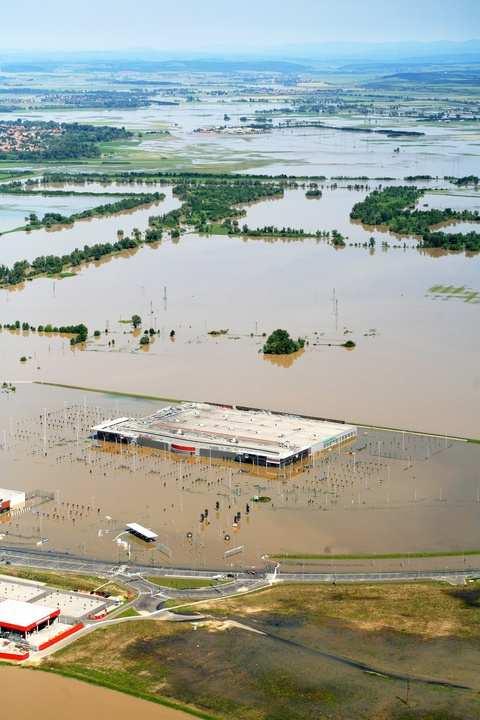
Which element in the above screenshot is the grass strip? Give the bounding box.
[0,565,131,597]
[34,381,183,404]
[146,576,223,590]
[34,384,479,442]
[115,607,140,618]
[272,550,480,561]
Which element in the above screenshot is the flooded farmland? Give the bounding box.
[0,185,180,265]
[2,102,480,178]
[0,183,479,437]
[0,191,129,233]
[0,172,479,569]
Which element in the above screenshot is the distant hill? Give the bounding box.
[364,69,480,90]
[0,59,308,74]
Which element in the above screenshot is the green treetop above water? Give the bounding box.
[263,329,305,355]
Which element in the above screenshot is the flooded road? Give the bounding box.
[0,667,192,720]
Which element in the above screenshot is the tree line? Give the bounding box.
[23,192,164,231]
[2,321,88,344]
[351,185,480,251]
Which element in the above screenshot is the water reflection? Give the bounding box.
[263,349,304,368]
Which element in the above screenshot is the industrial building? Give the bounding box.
[0,574,117,660]
[0,599,60,639]
[92,403,357,468]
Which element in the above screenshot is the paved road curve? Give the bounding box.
[1,544,478,591]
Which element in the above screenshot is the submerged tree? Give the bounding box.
[263,329,305,355]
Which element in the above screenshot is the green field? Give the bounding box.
[147,576,226,590]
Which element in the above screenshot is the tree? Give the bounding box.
[263,329,305,355]
[131,314,142,328]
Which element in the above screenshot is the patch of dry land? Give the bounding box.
[43,582,480,720]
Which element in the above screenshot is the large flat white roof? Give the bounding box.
[0,599,56,629]
[95,403,356,460]
[0,488,25,501]
[91,417,131,433]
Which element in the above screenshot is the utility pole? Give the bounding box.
[43,408,47,455]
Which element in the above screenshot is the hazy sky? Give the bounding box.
[1,0,479,52]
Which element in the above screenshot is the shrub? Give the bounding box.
[263,329,305,355]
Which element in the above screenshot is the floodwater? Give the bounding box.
[0,165,478,566]
[0,667,192,720]
[0,192,127,233]
[0,186,180,265]
[0,185,479,437]
[1,101,480,177]
[421,190,480,212]
[0,384,479,566]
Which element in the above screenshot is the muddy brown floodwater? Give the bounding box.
[0,384,479,567]
[1,186,479,437]
[0,183,479,565]
[0,185,180,265]
[0,667,192,720]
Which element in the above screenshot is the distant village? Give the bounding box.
[0,121,63,154]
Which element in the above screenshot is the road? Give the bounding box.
[2,541,479,691]
[1,544,478,594]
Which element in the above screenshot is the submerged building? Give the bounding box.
[92,403,357,468]
[126,522,158,542]
[0,489,26,515]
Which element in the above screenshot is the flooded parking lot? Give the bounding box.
[0,384,479,568]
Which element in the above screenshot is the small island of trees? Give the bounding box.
[350,185,480,252]
[263,329,305,355]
